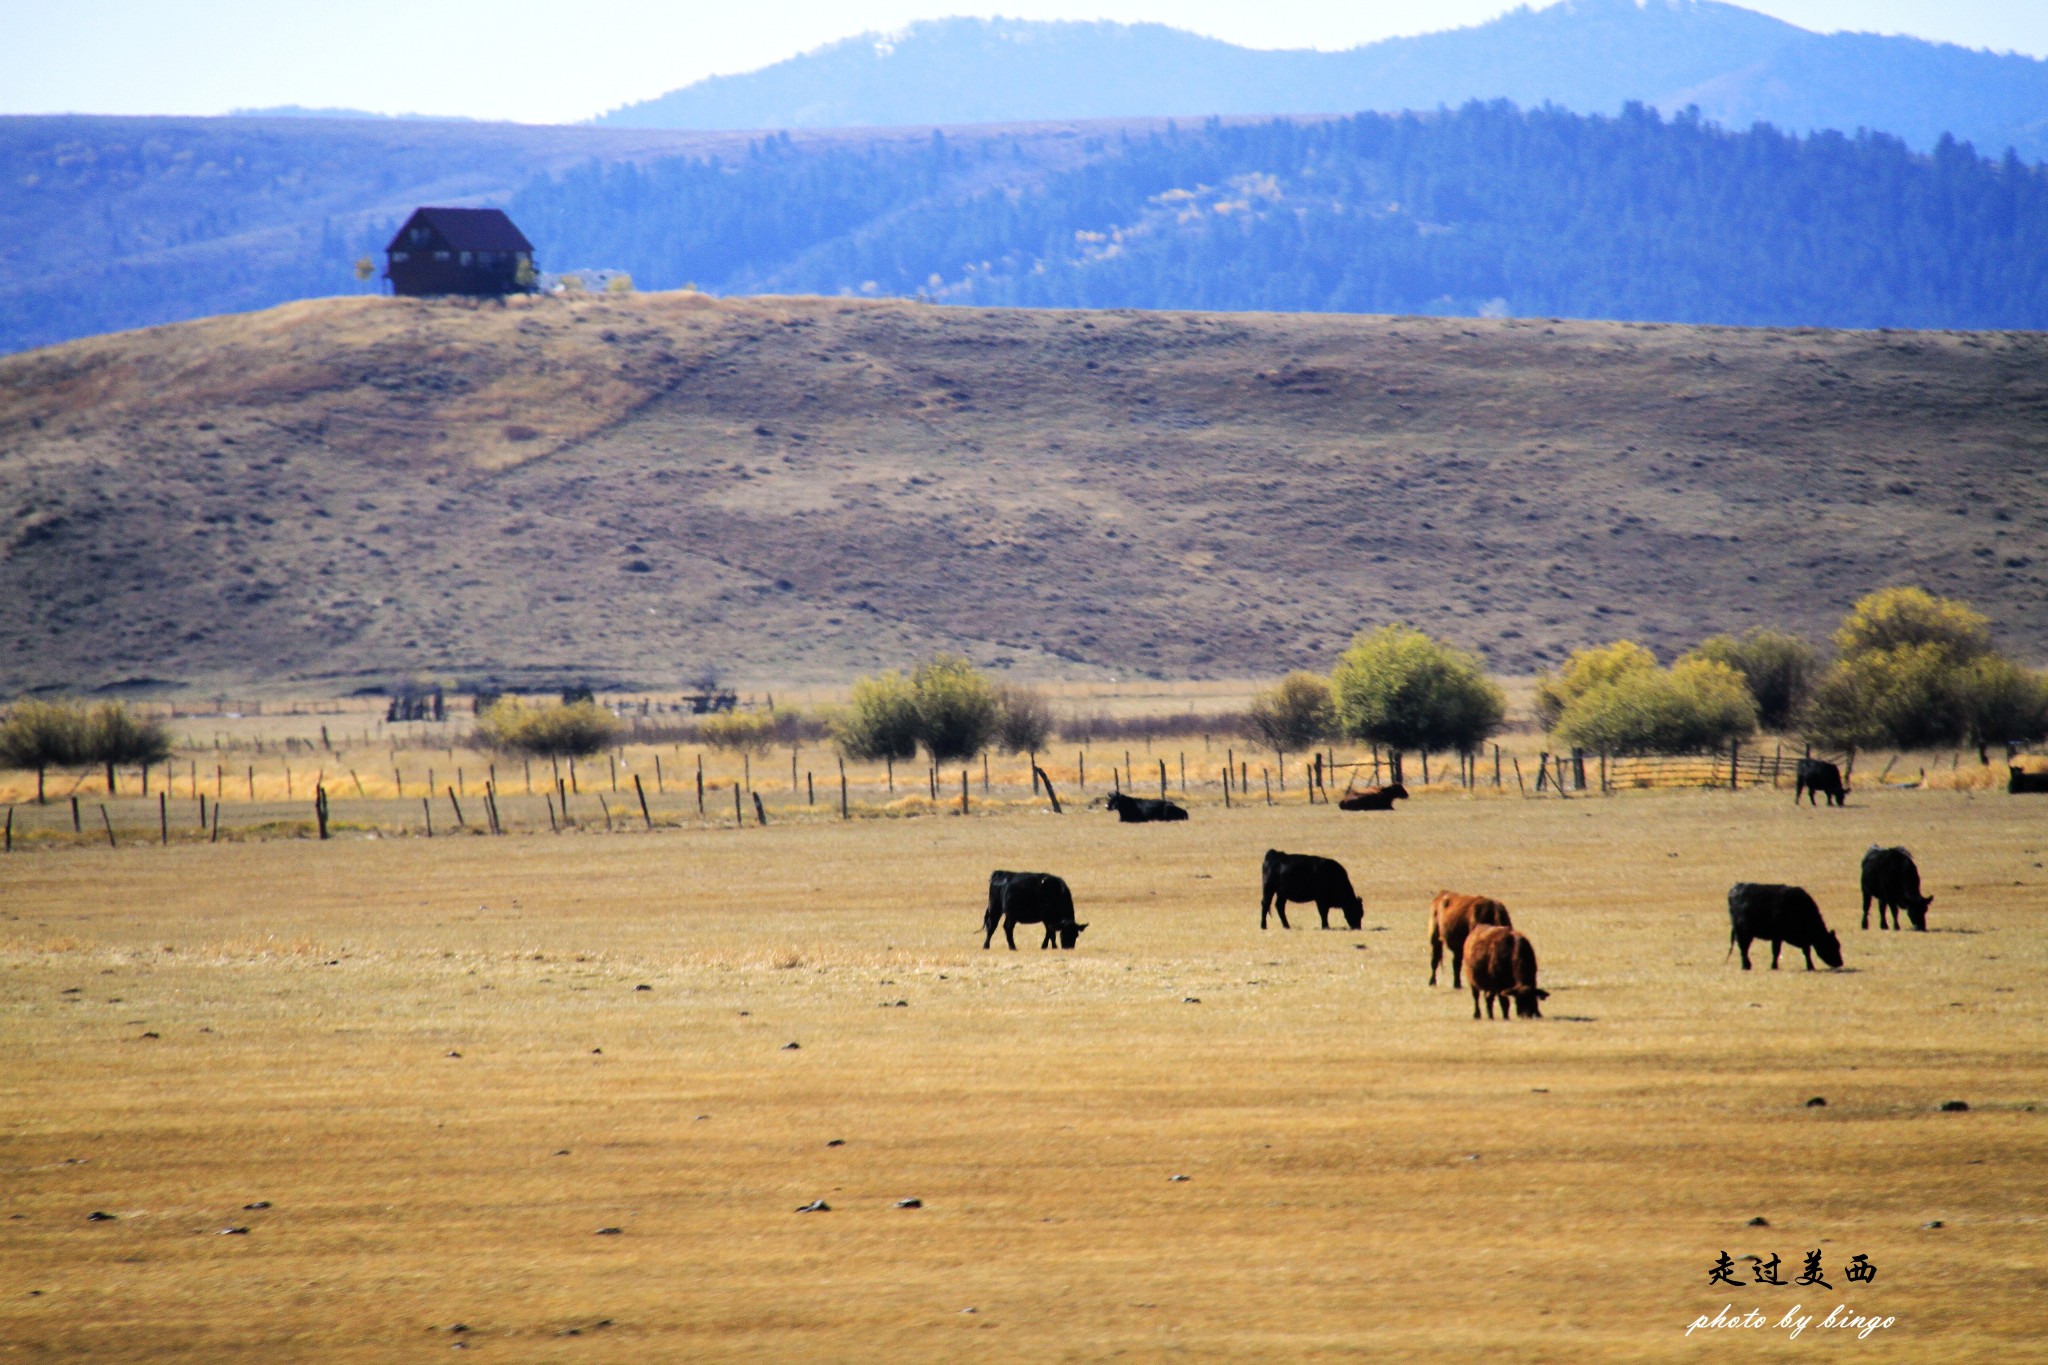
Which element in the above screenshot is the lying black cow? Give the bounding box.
[1861,845,1931,931]
[1103,792,1188,823]
[2011,766,2048,794]
[1338,783,1409,812]
[1260,850,1364,930]
[982,870,1088,950]
[1727,882,1843,971]
[1794,759,1848,807]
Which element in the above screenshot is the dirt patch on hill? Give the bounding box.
[1,293,2043,692]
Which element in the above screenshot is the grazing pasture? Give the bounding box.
[2,784,2044,1360]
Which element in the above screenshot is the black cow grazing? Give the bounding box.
[2011,766,2048,794]
[1103,792,1188,823]
[1727,883,1843,971]
[1260,850,1365,930]
[1338,783,1409,812]
[1861,845,1932,931]
[1794,759,1849,807]
[982,870,1088,950]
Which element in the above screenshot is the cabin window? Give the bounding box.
[410,228,430,245]
[391,251,409,263]
[434,250,450,262]
[460,251,473,265]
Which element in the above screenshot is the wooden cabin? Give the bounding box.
[384,207,535,297]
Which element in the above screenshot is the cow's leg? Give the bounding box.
[1041,924,1054,949]
[1260,890,1272,930]
[1770,940,1783,970]
[1429,932,1443,986]
[1801,945,1815,970]
[1737,936,1753,970]
[1317,902,1332,930]
[1274,899,1291,930]
[1451,941,1464,990]
[1003,918,1018,951]
[1862,893,1872,930]
[1471,983,1482,1020]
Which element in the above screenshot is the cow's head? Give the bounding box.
[1057,922,1089,949]
[1907,893,1932,931]
[1514,987,1549,1018]
[1342,899,1364,931]
[1816,930,1844,969]
[1383,783,1410,802]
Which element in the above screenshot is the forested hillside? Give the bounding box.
[516,103,2048,330]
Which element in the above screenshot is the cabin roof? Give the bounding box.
[387,207,533,253]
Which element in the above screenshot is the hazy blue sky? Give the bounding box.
[6,1,2045,123]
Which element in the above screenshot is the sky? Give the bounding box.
[5,0,2045,124]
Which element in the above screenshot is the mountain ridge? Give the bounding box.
[594,4,2048,162]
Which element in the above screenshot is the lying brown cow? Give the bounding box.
[1463,924,1548,1020]
[1429,891,1512,987]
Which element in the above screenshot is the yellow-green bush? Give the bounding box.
[1246,673,1336,755]
[1331,625,1505,756]
[1552,656,1758,754]
[1533,640,1657,730]
[474,699,619,758]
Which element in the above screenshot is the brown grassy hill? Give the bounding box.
[1,292,2044,694]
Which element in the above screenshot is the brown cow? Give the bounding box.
[1463,924,1548,1020]
[1429,891,1512,987]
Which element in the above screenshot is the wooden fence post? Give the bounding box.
[421,798,433,838]
[1179,752,1186,793]
[598,795,613,832]
[734,783,743,827]
[3,806,10,853]
[1535,754,1548,792]
[546,794,558,833]
[315,786,329,840]
[71,796,81,833]
[1730,739,1740,791]
[99,804,116,848]
[635,775,652,829]
[983,753,990,793]
[1263,768,1273,806]
[1079,751,1086,790]
[807,771,814,806]
[160,792,169,845]
[654,755,664,794]
[210,799,221,843]
[961,769,970,816]
[1159,758,1168,800]
[1033,766,1063,813]
[448,787,466,829]
[697,755,706,816]
[753,792,768,827]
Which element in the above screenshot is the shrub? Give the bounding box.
[1553,657,1758,753]
[85,702,173,795]
[697,710,785,753]
[1331,626,1506,756]
[912,655,1000,764]
[993,684,1055,755]
[834,670,921,763]
[1533,640,1657,730]
[0,699,89,802]
[1246,673,1337,754]
[1963,656,2048,749]
[1802,588,2027,750]
[1682,629,1817,731]
[474,699,619,758]
[1833,586,1990,662]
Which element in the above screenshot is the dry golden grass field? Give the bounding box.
[4,765,2044,1361]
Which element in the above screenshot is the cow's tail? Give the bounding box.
[1725,926,1737,962]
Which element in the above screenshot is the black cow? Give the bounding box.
[1103,792,1188,823]
[1260,850,1364,930]
[1338,783,1409,812]
[1860,845,1931,931]
[1727,883,1843,971]
[2010,766,2048,794]
[982,870,1088,950]
[1794,759,1848,807]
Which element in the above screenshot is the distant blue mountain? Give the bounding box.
[594,2,2048,160]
